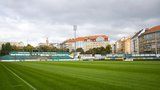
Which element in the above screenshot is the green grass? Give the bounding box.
[0,61,160,90]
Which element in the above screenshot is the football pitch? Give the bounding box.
[0,61,160,90]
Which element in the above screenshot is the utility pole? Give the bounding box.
[73,25,77,59]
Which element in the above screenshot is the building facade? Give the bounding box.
[38,38,62,48]
[62,35,109,52]
[139,25,160,54]
[38,38,53,47]
[131,29,145,54]
[124,37,131,54]
[114,37,131,54]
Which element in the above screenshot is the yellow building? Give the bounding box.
[114,37,131,54]
[124,37,131,54]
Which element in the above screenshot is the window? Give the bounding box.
[156,32,160,38]
[158,43,160,48]
[96,37,104,42]
[144,33,154,40]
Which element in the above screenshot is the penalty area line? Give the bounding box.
[1,63,37,90]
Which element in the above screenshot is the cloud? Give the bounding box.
[0,0,160,46]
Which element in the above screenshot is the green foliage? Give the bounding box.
[12,45,23,51]
[85,45,112,55]
[38,45,52,52]
[38,45,69,52]
[58,48,69,52]
[105,44,112,54]
[0,43,70,56]
[0,43,12,55]
[76,48,84,54]
[23,44,35,52]
[0,43,111,56]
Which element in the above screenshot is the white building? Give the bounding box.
[62,35,109,52]
[131,29,145,54]
[38,38,61,49]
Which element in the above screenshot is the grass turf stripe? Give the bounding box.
[0,63,37,90]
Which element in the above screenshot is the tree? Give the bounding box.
[85,49,93,54]
[5,43,12,51]
[76,48,84,54]
[99,47,106,55]
[85,45,112,55]
[0,44,6,55]
[36,45,69,52]
[51,46,58,52]
[0,43,12,55]
[23,44,34,52]
[105,45,112,54]
[12,45,23,51]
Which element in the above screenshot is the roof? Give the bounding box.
[132,29,143,39]
[144,25,160,34]
[65,34,108,43]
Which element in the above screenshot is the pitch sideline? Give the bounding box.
[0,63,37,90]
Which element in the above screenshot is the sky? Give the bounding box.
[0,0,160,46]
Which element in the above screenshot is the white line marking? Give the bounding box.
[12,84,23,87]
[1,63,37,90]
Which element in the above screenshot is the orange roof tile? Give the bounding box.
[144,25,160,34]
[65,34,108,43]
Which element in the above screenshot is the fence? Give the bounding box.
[0,52,72,61]
[0,52,160,61]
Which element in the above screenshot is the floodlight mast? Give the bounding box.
[73,25,77,59]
